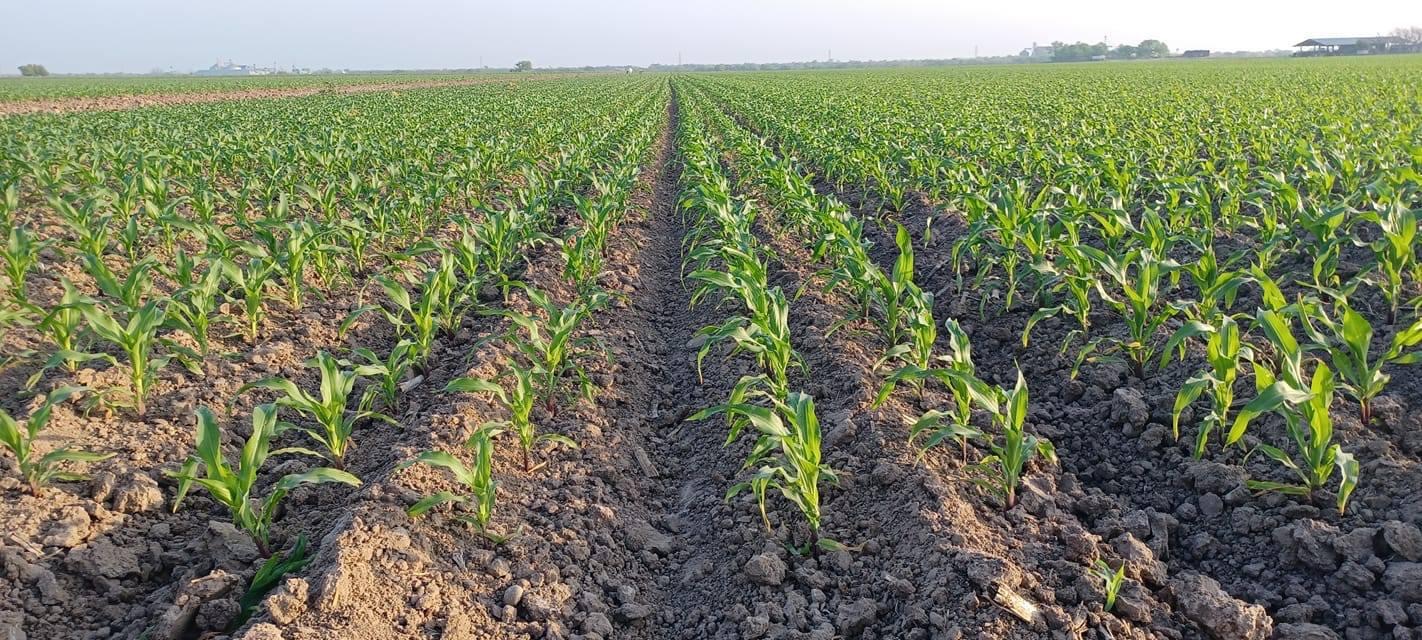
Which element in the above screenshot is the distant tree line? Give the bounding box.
[1051,39,1170,62]
[645,56,1037,72]
[17,64,50,77]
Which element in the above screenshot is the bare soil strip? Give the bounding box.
[0,76,534,118]
[591,88,766,638]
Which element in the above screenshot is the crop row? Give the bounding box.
[0,72,518,103]
[683,61,1422,516]
[672,81,1067,569]
[0,76,667,631]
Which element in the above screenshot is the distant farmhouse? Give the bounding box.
[1182,50,1210,58]
[1018,43,1054,59]
[1292,36,1413,56]
[195,60,272,76]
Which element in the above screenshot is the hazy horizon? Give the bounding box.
[3,0,1420,74]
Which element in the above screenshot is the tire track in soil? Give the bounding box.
[594,85,766,639]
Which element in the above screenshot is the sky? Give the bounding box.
[3,0,1420,73]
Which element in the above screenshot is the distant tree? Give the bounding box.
[17,64,50,77]
[1111,44,1139,59]
[1392,26,1422,44]
[514,60,533,72]
[1052,41,1110,62]
[1136,39,1170,58]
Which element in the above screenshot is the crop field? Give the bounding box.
[0,73,528,102]
[1,56,1420,640]
[0,73,550,117]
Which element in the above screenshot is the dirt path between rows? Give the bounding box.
[238,83,758,640]
[0,76,536,117]
[609,87,740,633]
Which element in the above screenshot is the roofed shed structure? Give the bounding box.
[1293,36,1406,56]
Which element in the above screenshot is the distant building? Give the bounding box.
[194,60,271,76]
[1027,43,1054,59]
[1182,50,1211,58]
[1292,37,1407,56]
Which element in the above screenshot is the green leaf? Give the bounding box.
[1226,381,1310,445]
[1172,375,1210,439]
[1160,320,1214,370]
[538,433,579,449]
[1245,479,1311,496]
[338,305,377,337]
[445,377,507,403]
[272,467,361,493]
[1022,305,1063,347]
[36,449,114,465]
[1334,448,1359,514]
[407,491,468,518]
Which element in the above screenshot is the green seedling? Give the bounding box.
[971,371,1056,510]
[403,425,514,543]
[1164,316,1255,458]
[1092,559,1126,612]
[1300,300,1422,424]
[446,367,577,472]
[692,391,843,556]
[170,405,360,555]
[0,386,112,495]
[240,351,393,469]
